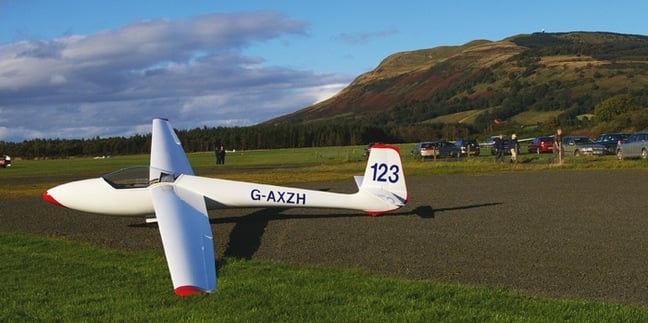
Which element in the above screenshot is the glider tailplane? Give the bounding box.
[356,144,408,215]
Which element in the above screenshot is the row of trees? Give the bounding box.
[0,122,476,159]
[0,123,408,159]
[0,135,150,159]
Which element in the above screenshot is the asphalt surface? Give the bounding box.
[2,169,648,306]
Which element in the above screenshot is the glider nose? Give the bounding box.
[43,190,65,207]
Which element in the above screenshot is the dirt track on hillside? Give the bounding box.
[3,169,648,306]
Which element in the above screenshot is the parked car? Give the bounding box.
[455,139,480,156]
[411,141,460,159]
[411,142,435,159]
[0,154,11,168]
[363,142,381,158]
[482,136,498,147]
[595,133,630,155]
[527,136,554,154]
[616,131,648,160]
[489,138,518,155]
[561,136,606,156]
[433,141,461,158]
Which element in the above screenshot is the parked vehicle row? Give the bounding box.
[405,130,647,161]
[526,133,625,157]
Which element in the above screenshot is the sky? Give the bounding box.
[1,1,647,142]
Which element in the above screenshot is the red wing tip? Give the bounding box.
[43,191,64,207]
[175,285,208,296]
[364,206,402,216]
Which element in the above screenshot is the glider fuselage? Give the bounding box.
[43,172,400,216]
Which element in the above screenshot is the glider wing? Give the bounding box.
[151,184,216,296]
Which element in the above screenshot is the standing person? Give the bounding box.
[510,134,519,163]
[214,146,221,164]
[553,128,563,164]
[218,145,226,165]
[494,134,505,163]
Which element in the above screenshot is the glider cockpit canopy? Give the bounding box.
[103,166,176,189]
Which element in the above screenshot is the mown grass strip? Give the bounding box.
[1,232,647,321]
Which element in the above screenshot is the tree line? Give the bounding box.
[0,122,477,159]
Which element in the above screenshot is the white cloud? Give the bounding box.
[310,83,348,104]
[0,11,353,142]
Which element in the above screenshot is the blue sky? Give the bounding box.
[1,0,646,141]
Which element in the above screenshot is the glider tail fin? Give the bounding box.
[149,117,194,182]
[355,144,408,215]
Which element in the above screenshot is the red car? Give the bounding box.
[527,136,554,154]
[0,154,10,168]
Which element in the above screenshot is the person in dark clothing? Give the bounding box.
[494,134,505,163]
[217,145,226,165]
[215,147,221,164]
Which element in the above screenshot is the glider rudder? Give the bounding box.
[358,144,408,215]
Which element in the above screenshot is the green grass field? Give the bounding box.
[2,145,648,320]
[3,232,648,321]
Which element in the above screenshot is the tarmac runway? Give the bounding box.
[3,169,648,305]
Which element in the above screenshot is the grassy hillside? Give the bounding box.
[267,32,648,137]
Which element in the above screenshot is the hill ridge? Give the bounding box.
[265,31,648,136]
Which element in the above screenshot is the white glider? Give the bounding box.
[43,118,408,296]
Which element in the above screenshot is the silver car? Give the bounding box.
[617,131,648,160]
[410,141,460,159]
[562,136,606,156]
